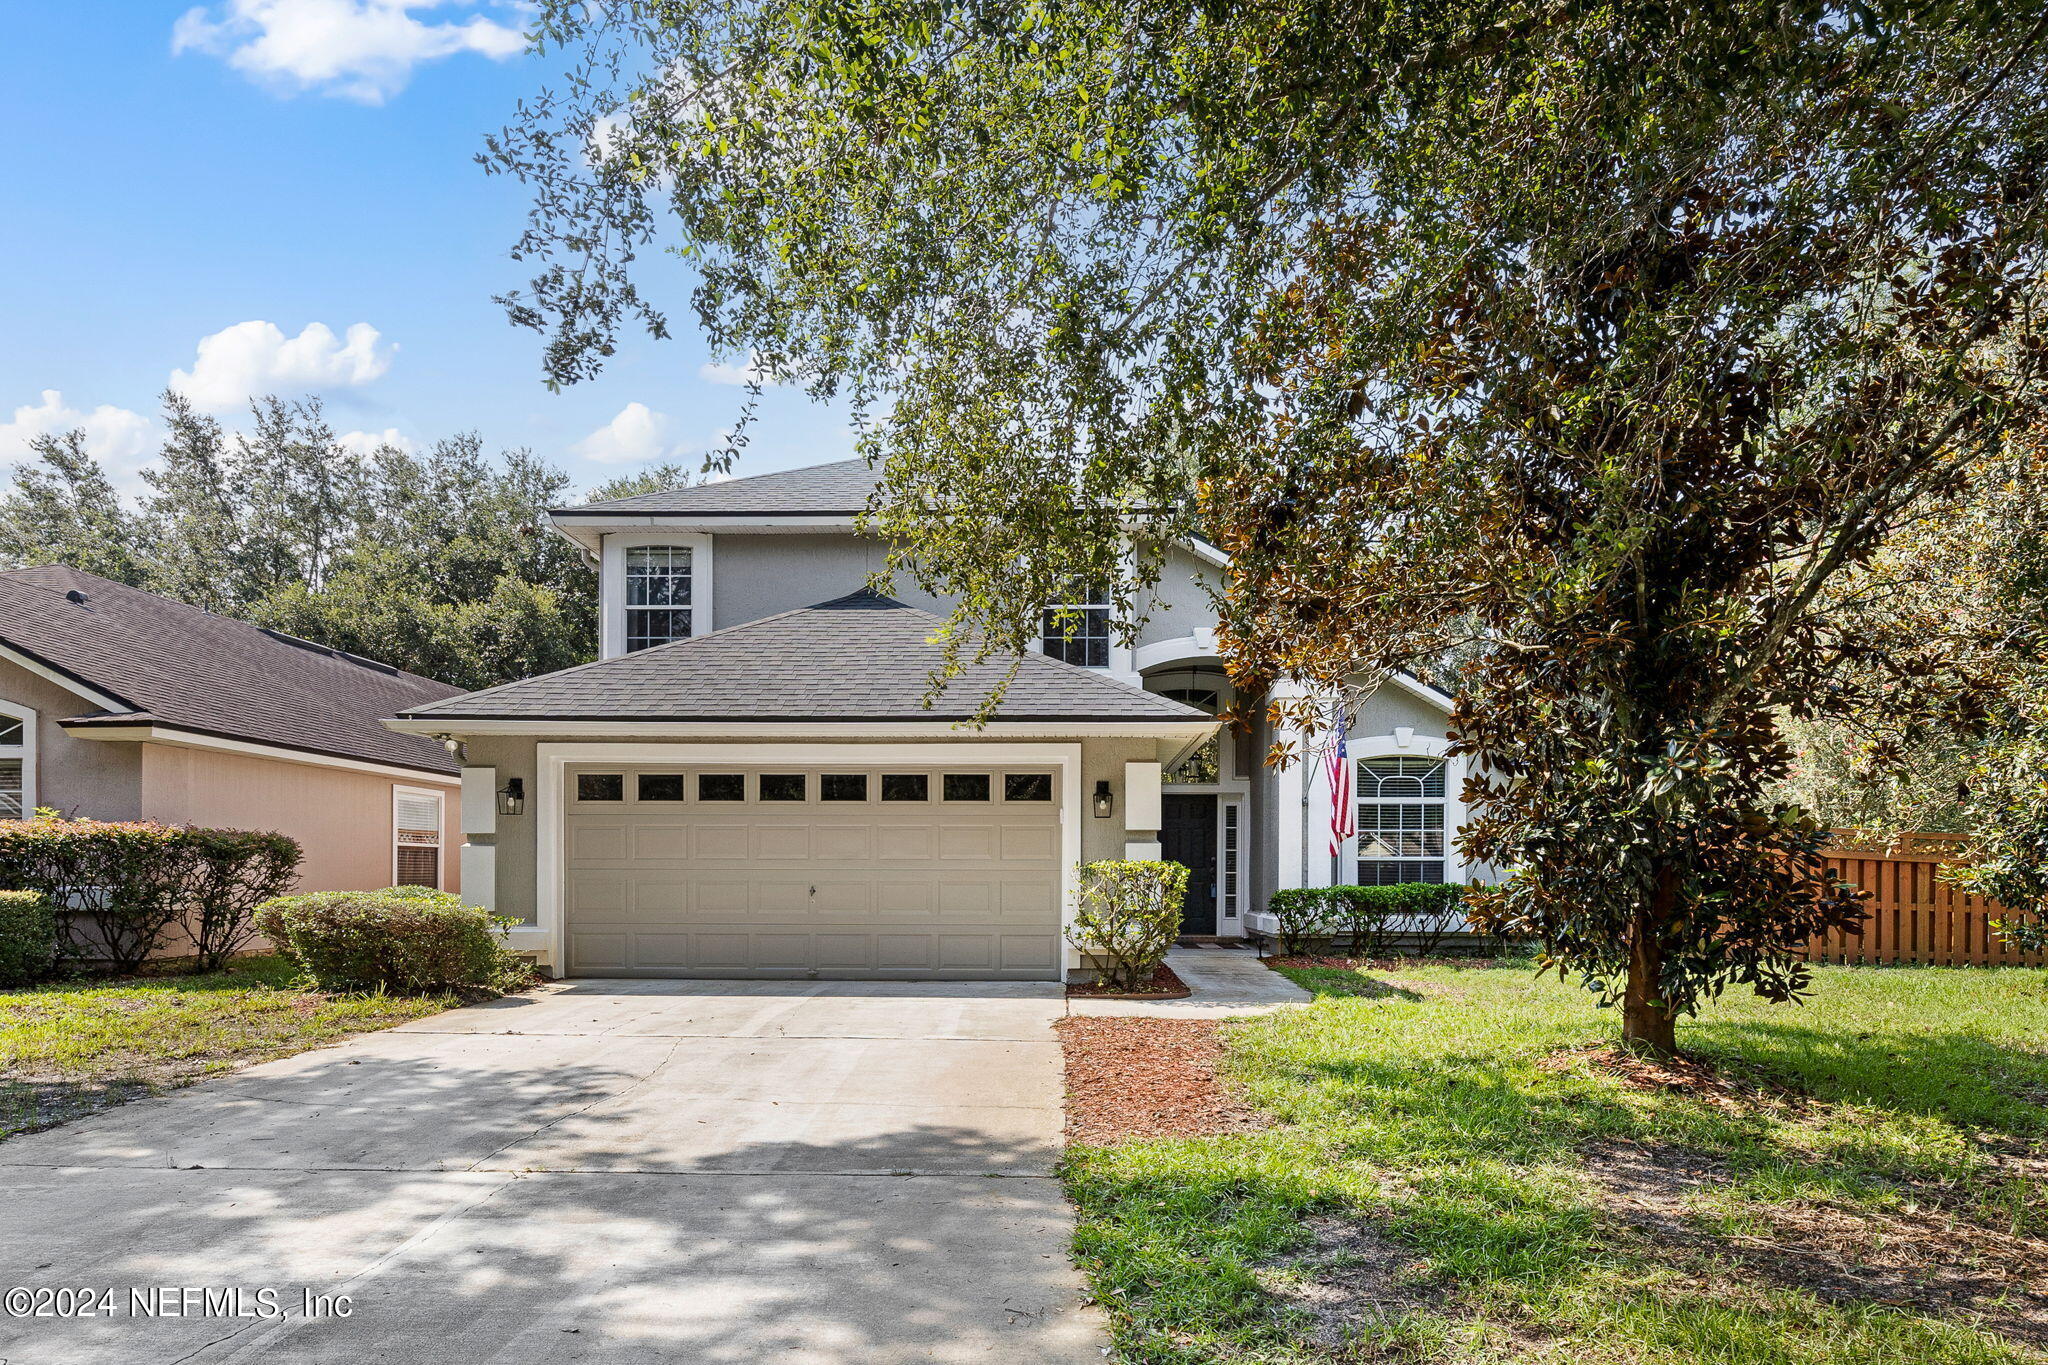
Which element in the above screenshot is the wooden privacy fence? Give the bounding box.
[1805,834,2045,968]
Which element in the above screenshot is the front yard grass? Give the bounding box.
[1064,960,2048,1363]
[0,954,457,1139]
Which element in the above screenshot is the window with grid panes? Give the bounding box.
[625,545,693,651]
[1355,756,1448,884]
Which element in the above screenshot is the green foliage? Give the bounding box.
[0,890,55,987]
[255,888,524,993]
[0,818,300,974]
[1068,859,1188,991]
[179,828,304,972]
[1263,888,1336,957]
[0,392,694,690]
[1328,883,1470,958]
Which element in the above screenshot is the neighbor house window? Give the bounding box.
[0,705,29,818]
[1040,580,1111,667]
[1355,756,1448,885]
[393,787,444,889]
[625,545,693,651]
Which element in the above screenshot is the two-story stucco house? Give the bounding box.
[385,459,1461,980]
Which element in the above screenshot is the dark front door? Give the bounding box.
[1160,794,1218,935]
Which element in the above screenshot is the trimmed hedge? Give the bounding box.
[1265,883,1473,957]
[0,818,301,972]
[255,889,522,993]
[0,890,56,986]
[1067,860,1190,991]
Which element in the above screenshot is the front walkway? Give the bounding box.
[1066,944,1313,1019]
[0,981,1103,1364]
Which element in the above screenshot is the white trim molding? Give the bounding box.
[64,721,459,786]
[599,531,715,659]
[531,740,1087,977]
[0,697,36,817]
[1133,629,1222,674]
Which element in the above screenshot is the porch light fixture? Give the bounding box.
[497,777,525,817]
[1092,780,1115,819]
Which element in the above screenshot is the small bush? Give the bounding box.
[1067,860,1189,991]
[0,890,56,986]
[1266,887,1337,955]
[255,888,522,993]
[184,828,303,971]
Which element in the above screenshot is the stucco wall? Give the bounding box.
[707,532,957,629]
[0,659,143,819]
[1133,542,1223,649]
[139,744,460,896]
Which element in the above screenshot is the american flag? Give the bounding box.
[1325,707,1355,857]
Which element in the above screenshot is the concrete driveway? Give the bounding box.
[0,981,1104,1364]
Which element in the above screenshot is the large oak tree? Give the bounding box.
[490,0,2048,1052]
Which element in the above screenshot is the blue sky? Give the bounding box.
[0,1,854,498]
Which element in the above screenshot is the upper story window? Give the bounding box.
[1040,580,1110,668]
[626,545,693,652]
[1355,756,1448,885]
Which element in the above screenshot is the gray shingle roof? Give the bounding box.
[0,567,460,775]
[399,590,1210,724]
[558,459,883,516]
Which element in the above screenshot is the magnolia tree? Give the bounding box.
[490,1,2048,1052]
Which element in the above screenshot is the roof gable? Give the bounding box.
[400,589,1208,724]
[0,567,461,774]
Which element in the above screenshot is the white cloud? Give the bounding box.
[698,351,784,387]
[172,0,526,104]
[0,391,158,493]
[336,427,416,456]
[570,402,684,466]
[170,320,394,411]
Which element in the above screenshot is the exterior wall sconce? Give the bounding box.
[1092,780,1115,819]
[497,777,525,817]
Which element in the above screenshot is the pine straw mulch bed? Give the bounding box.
[1055,1016,1274,1147]
[1549,1045,2048,1343]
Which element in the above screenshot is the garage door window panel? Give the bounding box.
[759,773,807,802]
[1003,773,1054,802]
[943,773,991,801]
[820,773,869,802]
[576,773,625,803]
[636,773,687,803]
[881,773,930,802]
[698,773,745,801]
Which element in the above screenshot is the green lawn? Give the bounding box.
[1064,960,2048,1364]
[0,955,457,1139]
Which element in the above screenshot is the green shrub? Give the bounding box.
[1328,882,1471,956]
[0,890,56,986]
[0,818,301,973]
[255,888,522,993]
[1266,887,1338,955]
[1067,860,1189,991]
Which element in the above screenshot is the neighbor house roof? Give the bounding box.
[0,566,460,775]
[396,589,1211,725]
[557,459,884,516]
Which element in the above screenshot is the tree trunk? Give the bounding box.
[1621,870,1679,1057]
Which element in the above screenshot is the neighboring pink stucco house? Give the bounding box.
[0,566,461,895]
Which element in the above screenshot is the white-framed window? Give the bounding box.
[1040,580,1111,668]
[625,545,694,651]
[0,701,32,818]
[1355,756,1448,884]
[393,786,445,889]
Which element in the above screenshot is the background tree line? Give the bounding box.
[0,391,687,690]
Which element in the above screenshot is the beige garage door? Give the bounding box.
[563,764,1065,979]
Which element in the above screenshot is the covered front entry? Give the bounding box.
[561,760,1067,979]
